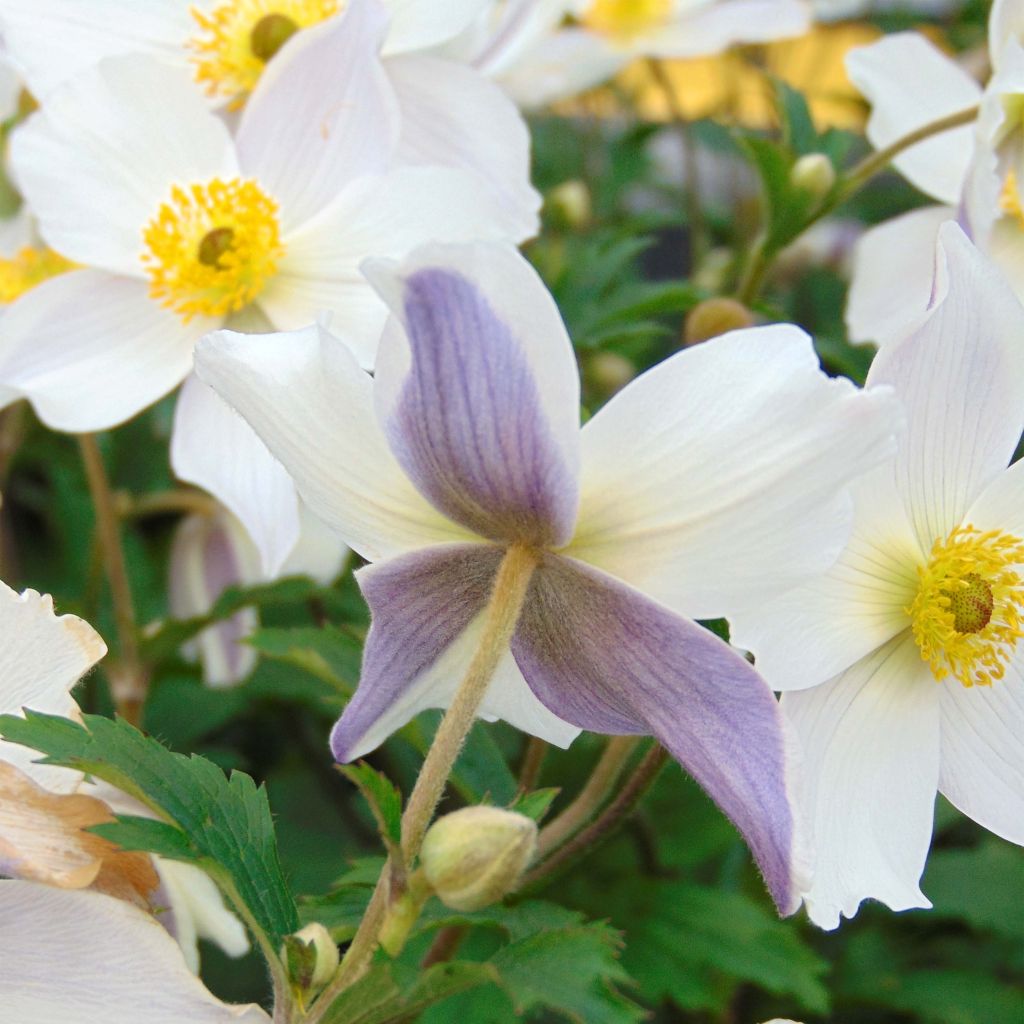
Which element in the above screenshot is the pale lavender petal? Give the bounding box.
[511,555,807,916]
[330,543,504,761]
[375,265,579,547]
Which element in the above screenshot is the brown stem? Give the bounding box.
[420,924,468,969]
[121,487,220,521]
[517,736,549,792]
[78,434,148,726]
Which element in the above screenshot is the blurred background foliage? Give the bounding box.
[0,3,1020,1022]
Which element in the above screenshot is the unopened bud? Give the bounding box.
[545,180,592,229]
[684,297,754,346]
[789,153,836,198]
[282,923,339,994]
[420,806,537,912]
[585,351,636,397]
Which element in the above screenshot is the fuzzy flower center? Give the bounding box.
[0,247,76,303]
[581,0,673,41]
[141,177,284,322]
[189,0,341,106]
[909,524,1024,688]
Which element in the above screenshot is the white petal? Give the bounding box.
[237,2,400,232]
[868,223,1024,551]
[0,882,269,1023]
[784,635,939,930]
[0,0,192,99]
[10,56,236,276]
[641,0,810,58]
[265,167,530,365]
[280,504,351,585]
[171,374,302,577]
[845,33,981,204]
[384,54,540,239]
[963,456,1024,539]
[938,656,1024,844]
[382,0,492,55]
[731,463,923,693]
[845,205,953,346]
[0,271,209,432]
[568,323,901,620]
[990,0,1024,70]
[0,583,104,792]
[194,322,473,561]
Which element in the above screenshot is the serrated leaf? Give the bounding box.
[0,711,298,948]
[509,788,560,823]
[90,814,195,860]
[339,762,403,854]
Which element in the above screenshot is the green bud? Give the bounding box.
[198,227,235,268]
[282,922,339,995]
[544,180,592,230]
[420,806,537,912]
[250,13,300,63]
[789,153,836,198]
[585,351,636,398]
[684,297,754,347]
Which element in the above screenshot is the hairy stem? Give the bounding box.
[517,735,549,792]
[522,744,669,889]
[536,736,640,857]
[120,487,220,521]
[78,434,148,726]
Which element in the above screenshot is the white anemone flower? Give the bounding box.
[0,0,526,572]
[441,0,811,109]
[843,0,1024,344]
[0,0,538,228]
[0,579,249,971]
[730,225,1024,929]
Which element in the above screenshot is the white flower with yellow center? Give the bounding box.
[729,224,1024,929]
[0,2,527,571]
[0,0,539,236]
[441,0,811,109]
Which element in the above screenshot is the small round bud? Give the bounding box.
[420,806,537,912]
[684,297,754,346]
[789,153,836,198]
[585,351,636,397]
[250,13,300,63]
[283,923,339,994]
[545,180,592,230]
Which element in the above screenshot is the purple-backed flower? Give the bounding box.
[196,241,900,914]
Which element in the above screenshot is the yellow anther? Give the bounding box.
[190,0,340,107]
[999,170,1024,227]
[141,177,283,322]
[580,0,673,42]
[0,246,76,304]
[909,524,1024,687]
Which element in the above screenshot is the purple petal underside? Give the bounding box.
[511,554,806,915]
[330,542,504,762]
[383,267,578,547]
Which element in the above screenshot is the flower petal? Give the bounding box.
[937,655,1024,844]
[364,242,581,547]
[782,635,939,930]
[0,0,192,99]
[383,0,491,54]
[511,554,809,916]
[867,223,1024,551]
[194,322,472,562]
[0,270,209,432]
[846,205,953,346]
[10,55,236,276]
[963,456,1024,538]
[265,167,531,365]
[331,543,577,760]
[384,54,540,240]
[845,33,981,204]
[568,323,900,620]
[0,581,105,792]
[237,1,400,232]
[171,373,301,577]
[0,882,270,1023]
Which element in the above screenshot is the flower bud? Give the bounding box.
[684,297,754,347]
[420,806,537,912]
[789,153,836,198]
[545,180,592,229]
[282,923,339,995]
[585,351,636,398]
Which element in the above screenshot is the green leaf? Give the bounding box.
[248,625,361,696]
[774,78,818,156]
[509,787,560,823]
[0,711,299,948]
[339,762,403,854]
[90,814,195,860]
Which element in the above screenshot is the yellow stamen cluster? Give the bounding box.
[581,0,673,42]
[909,524,1024,688]
[0,247,76,304]
[141,177,283,322]
[999,170,1024,227]
[189,0,341,107]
